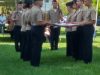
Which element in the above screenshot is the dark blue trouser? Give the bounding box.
[20,31,26,59]
[73,26,84,60]
[50,27,60,50]
[82,25,94,63]
[24,30,32,61]
[20,30,32,61]
[66,31,77,57]
[13,25,21,52]
[30,26,45,66]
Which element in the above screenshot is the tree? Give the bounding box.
[57,0,99,15]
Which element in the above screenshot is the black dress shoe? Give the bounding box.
[51,47,54,50]
[16,48,21,52]
[23,58,30,61]
[31,63,39,67]
[55,48,58,50]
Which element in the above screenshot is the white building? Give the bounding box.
[41,0,52,12]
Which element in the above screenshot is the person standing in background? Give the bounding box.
[12,1,23,52]
[66,1,76,57]
[0,13,6,33]
[48,0,63,50]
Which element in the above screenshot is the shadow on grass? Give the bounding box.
[42,45,100,66]
[0,37,13,43]
[93,46,100,64]
[0,43,100,67]
[96,33,100,36]
[42,47,76,66]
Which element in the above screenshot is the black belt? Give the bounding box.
[83,24,94,27]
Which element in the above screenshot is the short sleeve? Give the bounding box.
[91,9,96,21]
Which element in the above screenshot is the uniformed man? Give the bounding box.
[29,0,50,67]
[72,0,86,61]
[48,0,63,50]
[66,0,81,58]
[25,0,33,61]
[20,2,27,60]
[66,1,75,57]
[12,1,23,52]
[20,0,32,61]
[79,0,96,64]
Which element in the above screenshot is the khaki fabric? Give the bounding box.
[12,10,22,26]
[29,6,43,26]
[21,9,26,32]
[83,7,96,22]
[25,9,32,30]
[48,9,62,23]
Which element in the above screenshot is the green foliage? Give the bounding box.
[98,2,100,16]
[0,0,99,16]
[59,0,99,15]
[0,0,15,15]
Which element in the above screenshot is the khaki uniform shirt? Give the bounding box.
[21,9,26,32]
[29,6,43,26]
[69,7,86,31]
[48,8,62,28]
[75,7,86,22]
[83,6,96,23]
[25,8,31,30]
[12,10,22,26]
[67,12,76,32]
[48,8,62,23]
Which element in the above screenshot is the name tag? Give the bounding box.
[54,26,59,28]
[32,23,36,26]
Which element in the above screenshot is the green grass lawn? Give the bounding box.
[0,28,100,75]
